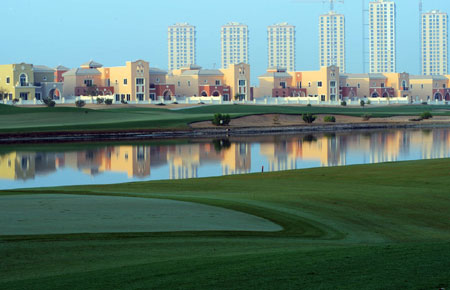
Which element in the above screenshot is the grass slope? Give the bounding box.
[1,159,450,289]
[1,104,449,133]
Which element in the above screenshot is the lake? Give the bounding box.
[1,128,449,189]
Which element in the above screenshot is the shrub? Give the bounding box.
[421,101,428,105]
[96,97,105,104]
[324,116,336,123]
[212,113,231,126]
[120,99,128,104]
[156,103,166,106]
[75,100,86,108]
[302,113,316,124]
[362,113,372,121]
[367,99,371,105]
[12,98,19,105]
[420,111,433,119]
[42,97,56,107]
[306,104,312,107]
[105,99,113,105]
[172,102,178,105]
[360,100,365,107]
[198,102,205,105]
[340,101,347,106]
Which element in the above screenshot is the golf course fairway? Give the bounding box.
[1,158,449,289]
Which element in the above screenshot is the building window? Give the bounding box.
[137,93,144,101]
[124,79,128,85]
[84,79,93,87]
[116,94,120,101]
[318,81,323,87]
[126,94,130,101]
[19,92,28,100]
[35,93,41,100]
[136,78,144,85]
[280,82,286,89]
[20,74,27,86]
[215,80,221,86]
[6,77,10,84]
[239,80,246,86]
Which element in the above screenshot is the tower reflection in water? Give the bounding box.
[0,129,449,182]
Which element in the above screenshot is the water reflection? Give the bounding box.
[1,128,449,189]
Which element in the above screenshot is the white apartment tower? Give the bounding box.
[168,23,196,71]
[268,23,296,71]
[221,22,249,69]
[369,0,396,73]
[421,10,448,75]
[319,11,346,72]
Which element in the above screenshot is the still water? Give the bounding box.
[1,128,450,189]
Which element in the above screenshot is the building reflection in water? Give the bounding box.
[1,129,450,182]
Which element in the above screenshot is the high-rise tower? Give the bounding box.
[369,0,396,73]
[421,10,448,75]
[221,23,249,69]
[168,23,196,71]
[319,11,346,72]
[267,23,296,71]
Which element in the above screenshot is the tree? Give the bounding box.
[302,113,316,124]
[85,85,98,97]
[75,100,86,108]
[212,113,231,126]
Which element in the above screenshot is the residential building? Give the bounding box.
[100,60,150,102]
[0,63,63,102]
[221,22,249,69]
[168,23,196,71]
[319,11,345,72]
[256,66,340,101]
[369,0,396,73]
[257,67,306,98]
[149,67,176,101]
[62,61,114,98]
[267,23,296,72]
[340,72,410,99]
[409,75,450,102]
[167,62,251,101]
[421,10,448,75]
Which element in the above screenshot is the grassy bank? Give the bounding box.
[1,159,450,289]
[1,104,450,133]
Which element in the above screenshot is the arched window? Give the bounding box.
[20,74,27,86]
[371,92,379,98]
[201,91,208,97]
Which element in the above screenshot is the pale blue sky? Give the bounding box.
[2,0,449,85]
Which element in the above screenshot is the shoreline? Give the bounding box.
[1,121,450,144]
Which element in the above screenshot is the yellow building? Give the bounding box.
[409,75,450,102]
[100,60,150,102]
[0,63,36,101]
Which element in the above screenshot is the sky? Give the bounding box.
[2,0,449,85]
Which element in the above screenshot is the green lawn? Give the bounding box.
[1,159,449,289]
[1,104,449,133]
